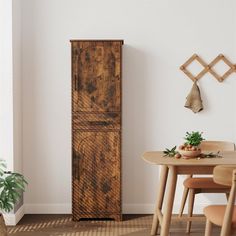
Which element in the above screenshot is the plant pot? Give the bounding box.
[0,214,7,236]
[178,149,201,159]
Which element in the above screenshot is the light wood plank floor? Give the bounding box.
[7,214,233,236]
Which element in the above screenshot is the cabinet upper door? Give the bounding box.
[72,41,122,113]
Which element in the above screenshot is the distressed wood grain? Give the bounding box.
[71,40,123,221]
[72,131,121,220]
[72,41,122,113]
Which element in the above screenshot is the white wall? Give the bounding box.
[0,0,14,170]
[21,0,236,213]
[0,0,23,221]
[0,0,23,174]
[12,0,23,175]
[234,0,236,144]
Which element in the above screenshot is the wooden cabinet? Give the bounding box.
[71,40,123,221]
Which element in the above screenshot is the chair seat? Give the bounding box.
[204,205,236,227]
[183,177,230,189]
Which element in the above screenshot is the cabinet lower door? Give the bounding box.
[72,131,121,220]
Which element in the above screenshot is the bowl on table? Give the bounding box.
[178,149,201,159]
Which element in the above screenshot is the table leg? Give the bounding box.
[161,166,177,236]
[151,165,168,235]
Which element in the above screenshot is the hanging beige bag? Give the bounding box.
[185,81,203,113]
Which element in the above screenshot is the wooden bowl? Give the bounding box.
[178,149,201,159]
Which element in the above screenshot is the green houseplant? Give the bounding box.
[178,131,204,158]
[0,160,27,235]
[184,131,204,147]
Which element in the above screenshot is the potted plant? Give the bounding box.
[178,131,204,159]
[0,160,27,235]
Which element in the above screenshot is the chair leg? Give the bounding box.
[179,186,189,217]
[205,219,212,236]
[225,192,230,200]
[186,189,195,233]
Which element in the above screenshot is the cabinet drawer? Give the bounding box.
[72,112,120,131]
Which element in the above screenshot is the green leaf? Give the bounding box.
[0,161,28,212]
[184,131,204,146]
[163,146,178,157]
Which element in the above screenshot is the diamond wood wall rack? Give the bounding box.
[180,54,236,82]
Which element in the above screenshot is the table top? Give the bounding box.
[142,151,236,166]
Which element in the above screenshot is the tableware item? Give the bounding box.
[178,149,201,159]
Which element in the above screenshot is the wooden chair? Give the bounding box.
[179,141,235,233]
[204,165,236,236]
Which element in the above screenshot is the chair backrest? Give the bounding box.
[213,166,236,236]
[213,165,236,186]
[200,141,235,152]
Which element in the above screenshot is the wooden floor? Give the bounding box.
[7,214,231,236]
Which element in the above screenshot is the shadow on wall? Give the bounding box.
[122,45,156,208]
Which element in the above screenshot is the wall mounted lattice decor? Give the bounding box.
[180,54,236,82]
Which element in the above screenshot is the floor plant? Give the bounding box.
[0,160,27,235]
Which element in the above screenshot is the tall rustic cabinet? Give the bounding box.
[71,40,123,221]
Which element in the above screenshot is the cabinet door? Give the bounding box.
[72,131,121,216]
[72,41,121,113]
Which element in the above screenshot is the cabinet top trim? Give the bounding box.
[70,39,124,44]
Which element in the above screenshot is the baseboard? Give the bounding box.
[123,204,155,214]
[24,203,210,215]
[24,204,72,214]
[3,205,24,226]
[123,203,210,214]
